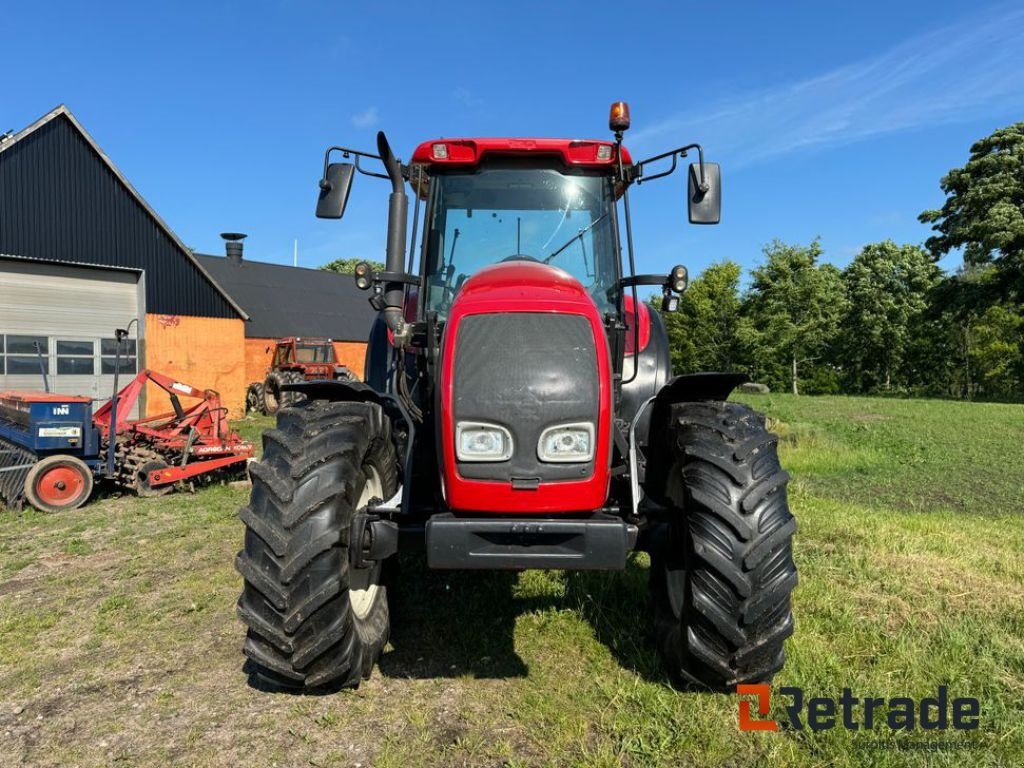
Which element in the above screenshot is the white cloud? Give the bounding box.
[350,106,380,129]
[630,4,1024,167]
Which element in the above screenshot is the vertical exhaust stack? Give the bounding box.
[375,132,410,344]
[221,232,247,265]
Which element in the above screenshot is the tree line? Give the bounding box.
[655,121,1024,401]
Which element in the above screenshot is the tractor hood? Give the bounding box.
[453,261,601,309]
[437,261,613,513]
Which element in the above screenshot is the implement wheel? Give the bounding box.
[648,401,797,690]
[235,399,399,690]
[135,459,173,498]
[24,455,94,513]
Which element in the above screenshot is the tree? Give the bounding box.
[920,265,1024,400]
[839,241,941,392]
[920,122,1024,299]
[658,261,745,374]
[742,240,847,395]
[969,302,1024,399]
[320,257,385,274]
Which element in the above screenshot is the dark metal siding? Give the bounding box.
[0,115,237,318]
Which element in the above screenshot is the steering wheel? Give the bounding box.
[500,254,541,263]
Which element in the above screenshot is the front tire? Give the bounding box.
[263,371,306,415]
[649,401,797,690]
[262,372,285,415]
[235,400,398,690]
[246,382,265,414]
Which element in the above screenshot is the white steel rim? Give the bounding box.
[349,466,384,619]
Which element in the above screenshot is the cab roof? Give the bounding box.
[410,138,632,169]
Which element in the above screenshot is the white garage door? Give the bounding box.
[0,258,144,410]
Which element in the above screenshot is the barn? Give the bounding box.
[197,244,376,385]
[0,105,249,416]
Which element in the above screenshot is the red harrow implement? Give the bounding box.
[93,370,254,496]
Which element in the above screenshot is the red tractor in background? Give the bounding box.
[246,336,355,415]
[235,103,797,692]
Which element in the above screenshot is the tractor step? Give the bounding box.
[425,513,638,571]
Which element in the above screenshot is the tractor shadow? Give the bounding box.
[562,556,673,685]
[380,555,537,679]
[379,553,670,684]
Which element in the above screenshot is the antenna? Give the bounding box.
[293,239,298,268]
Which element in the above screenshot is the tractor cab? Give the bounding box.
[273,337,337,369]
[410,142,627,320]
[318,104,718,482]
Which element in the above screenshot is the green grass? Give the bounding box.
[0,395,1021,767]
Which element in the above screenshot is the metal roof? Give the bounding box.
[0,105,248,320]
[195,254,376,342]
[0,252,143,274]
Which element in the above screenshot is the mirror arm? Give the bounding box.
[634,143,708,192]
[374,270,420,285]
[320,145,387,186]
[618,274,673,289]
[354,155,390,180]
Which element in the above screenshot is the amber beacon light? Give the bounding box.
[609,101,631,132]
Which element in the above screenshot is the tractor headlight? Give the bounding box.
[456,422,513,462]
[537,423,594,463]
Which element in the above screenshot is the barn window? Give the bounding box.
[101,338,137,374]
[4,335,49,374]
[56,340,96,375]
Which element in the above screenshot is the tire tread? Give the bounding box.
[651,400,797,690]
[235,399,397,690]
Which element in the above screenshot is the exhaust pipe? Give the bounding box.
[376,131,410,345]
[221,232,247,265]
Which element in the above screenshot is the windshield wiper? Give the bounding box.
[543,212,610,264]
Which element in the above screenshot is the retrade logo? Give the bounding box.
[737,684,778,731]
[737,685,980,732]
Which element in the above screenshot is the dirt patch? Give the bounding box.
[0,576,39,597]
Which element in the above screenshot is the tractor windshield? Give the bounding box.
[295,344,336,363]
[423,164,618,317]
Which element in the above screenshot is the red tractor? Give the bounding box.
[235,103,797,692]
[247,337,355,415]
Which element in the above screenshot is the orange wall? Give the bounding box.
[245,339,274,385]
[244,338,367,384]
[332,341,367,377]
[145,314,247,418]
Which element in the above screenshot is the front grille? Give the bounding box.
[453,312,599,482]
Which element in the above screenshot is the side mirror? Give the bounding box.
[316,163,355,219]
[688,162,721,225]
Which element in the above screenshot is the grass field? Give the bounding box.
[1,394,1022,767]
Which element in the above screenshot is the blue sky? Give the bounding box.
[4,1,1023,278]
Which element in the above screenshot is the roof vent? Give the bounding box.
[221,232,247,265]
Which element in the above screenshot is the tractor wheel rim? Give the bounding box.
[349,467,384,620]
[35,465,85,507]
